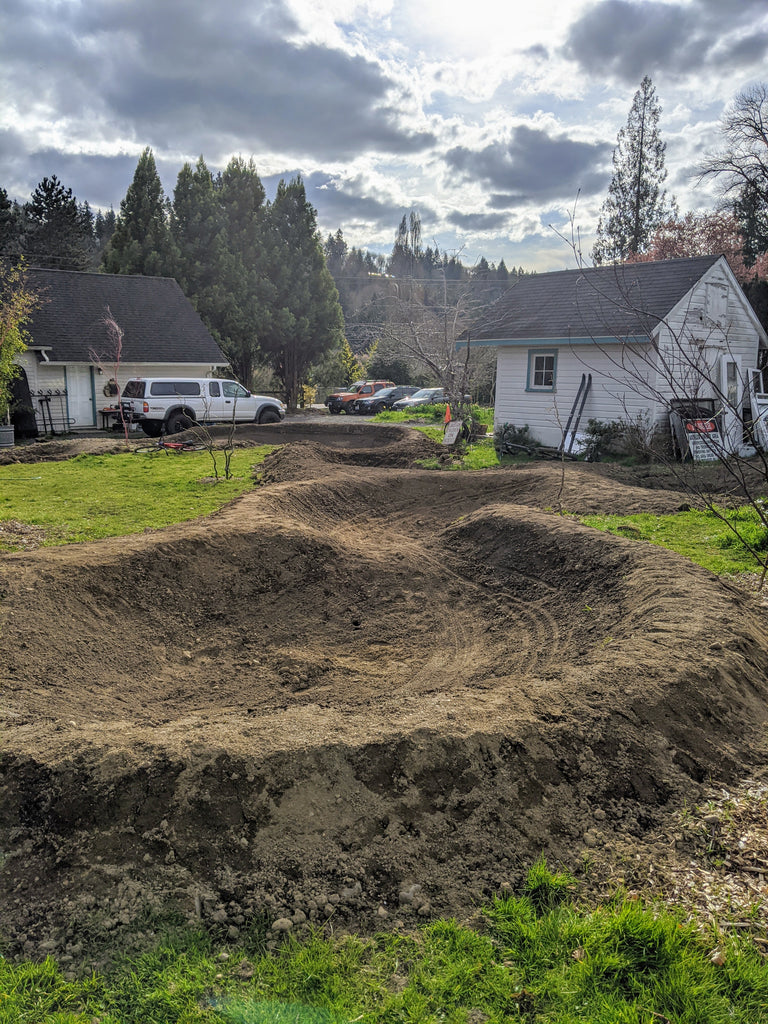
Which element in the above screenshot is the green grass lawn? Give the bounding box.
[0,448,274,550]
[398,426,768,578]
[581,505,768,577]
[372,403,494,428]
[3,863,767,1023]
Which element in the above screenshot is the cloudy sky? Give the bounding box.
[2,0,768,271]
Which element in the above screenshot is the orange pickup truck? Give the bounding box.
[325,380,395,414]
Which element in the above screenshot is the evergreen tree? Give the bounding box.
[733,182,768,268]
[103,148,175,276]
[0,188,22,256]
[593,76,675,264]
[212,156,269,385]
[23,175,95,270]
[259,177,344,409]
[473,256,491,280]
[324,229,348,279]
[94,208,116,251]
[171,156,223,299]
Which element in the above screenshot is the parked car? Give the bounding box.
[119,377,285,436]
[391,387,449,411]
[325,380,395,414]
[352,385,421,414]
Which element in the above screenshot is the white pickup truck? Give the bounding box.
[119,377,285,436]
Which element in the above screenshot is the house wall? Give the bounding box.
[494,343,662,449]
[657,263,762,390]
[494,262,764,452]
[17,356,225,432]
[653,262,762,452]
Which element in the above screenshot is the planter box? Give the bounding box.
[0,424,14,448]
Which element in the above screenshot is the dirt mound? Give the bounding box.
[0,420,427,465]
[1,439,768,968]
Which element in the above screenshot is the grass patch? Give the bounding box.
[414,436,529,470]
[581,504,768,577]
[3,864,768,1022]
[372,403,494,427]
[0,448,274,550]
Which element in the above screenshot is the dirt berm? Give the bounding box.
[1,422,767,968]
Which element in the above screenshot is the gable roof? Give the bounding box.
[24,268,226,364]
[469,255,723,343]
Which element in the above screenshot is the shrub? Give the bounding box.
[580,418,625,461]
[494,422,540,455]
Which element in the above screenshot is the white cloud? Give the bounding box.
[3,0,768,270]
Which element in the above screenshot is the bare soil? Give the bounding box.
[1,421,768,970]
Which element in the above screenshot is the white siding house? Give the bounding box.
[469,256,768,454]
[16,268,227,434]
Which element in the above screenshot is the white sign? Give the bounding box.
[685,419,723,461]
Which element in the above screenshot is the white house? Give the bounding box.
[16,268,227,434]
[468,255,768,455]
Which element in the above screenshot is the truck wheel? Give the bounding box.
[166,411,193,433]
[329,407,340,414]
[258,407,281,424]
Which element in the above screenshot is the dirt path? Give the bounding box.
[1,425,767,969]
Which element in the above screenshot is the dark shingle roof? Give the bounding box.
[25,268,225,363]
[471,255,723,342]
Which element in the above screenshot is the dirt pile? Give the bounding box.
[1,429,768,969]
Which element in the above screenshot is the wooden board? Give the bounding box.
[442,420,463,446]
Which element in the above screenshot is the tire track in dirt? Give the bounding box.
[3,433,768,959]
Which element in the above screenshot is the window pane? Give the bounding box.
[223,381,249,398]
[150,381,200,396]
[531,354,555,388]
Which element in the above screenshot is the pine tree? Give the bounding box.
[23,175,95,270]
[324,229,348,279]
[171,156,223,299]
[258,177,344,409]
[0,188,21,256]
[94,208,116,250]
[593,76,675,264]
[212,156,269,385]
[103,148,175,276]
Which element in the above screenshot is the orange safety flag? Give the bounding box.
[444,403,452,424]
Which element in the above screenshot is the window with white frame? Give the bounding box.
[527,350,557,391]
[706,283,728,324]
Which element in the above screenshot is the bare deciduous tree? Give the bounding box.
[89,306,129,440]
[377,271,495,428]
